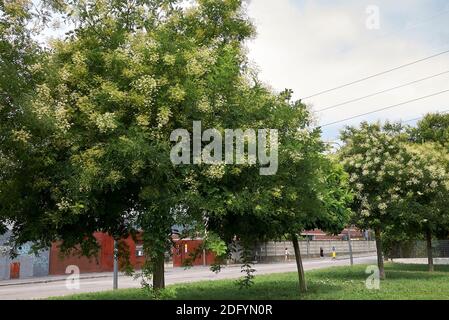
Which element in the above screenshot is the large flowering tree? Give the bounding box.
[2,0,349,294]
[1,0,258,290]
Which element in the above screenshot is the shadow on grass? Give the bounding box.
[308,263,449,283]
[166,278,343,300]
[384,263,449,281]
[386,263,449,273]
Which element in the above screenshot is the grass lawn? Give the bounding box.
[54,263,449,300]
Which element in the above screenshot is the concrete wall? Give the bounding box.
[261,240,376,262]
[0,250,50,280]
[0,255,9,280]
[0,233,50,280]
[230,240,377,263]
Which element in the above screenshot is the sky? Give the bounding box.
[245,0,449,141]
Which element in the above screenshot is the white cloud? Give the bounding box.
[246,0,449,140]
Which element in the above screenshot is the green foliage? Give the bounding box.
[204,232,227,257]
[1,0,352,293]
[202,94,353,244]
[236,262,256,289]
[410,112,449,147]
[0,0,55,252]
[1,0,257,250]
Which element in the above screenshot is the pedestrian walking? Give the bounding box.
[284,247,290,261]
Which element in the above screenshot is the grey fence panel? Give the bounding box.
[246,240,376,263]
[389,240,449,259]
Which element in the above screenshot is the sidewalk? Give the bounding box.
[0,263,173,287]
[394,257,449,265]
[0,272,114,287]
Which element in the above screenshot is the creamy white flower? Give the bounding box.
[361,210,370,217]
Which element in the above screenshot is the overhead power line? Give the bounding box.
[318,70,449,112]
[317,70,449,112]
[320,89,449,127]
[301,48,449,100]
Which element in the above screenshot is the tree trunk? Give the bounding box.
[291,234,307,293]
[426,229,434,272]
[152,252,165,289]
[374,228,385,280]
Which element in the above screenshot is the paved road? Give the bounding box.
[0,256,376,300]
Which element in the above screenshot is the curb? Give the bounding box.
[0,274,114,287]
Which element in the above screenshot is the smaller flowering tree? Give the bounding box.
[339,122,411,279]
[340,122,449,276]
[397,143,449,271]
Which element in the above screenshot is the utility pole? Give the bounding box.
[306,238,310,259]
[347,227,354,266]
[203,214,209,267]
[113,240,118,290]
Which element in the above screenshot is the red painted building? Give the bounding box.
[49,232,144,275]
[172,239,216,267]
[49,233,216,275]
